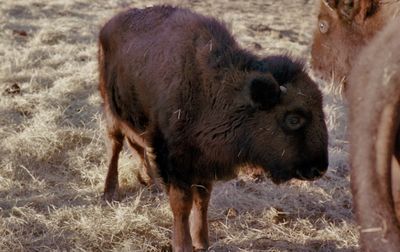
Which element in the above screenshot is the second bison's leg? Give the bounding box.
[393,155,400,222]
[393,125,400,222]
[103,130,124,202]
[169,184,193,252]
[394,131,400,222]
[190,183,212,251]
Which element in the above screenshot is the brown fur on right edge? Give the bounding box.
[348,17,400,251]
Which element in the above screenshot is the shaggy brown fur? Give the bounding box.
[311,0,400,86]
[349,17,400,251]
[98,6,328,251]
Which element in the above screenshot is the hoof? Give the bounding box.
[102,190,120,203]
[137,171,154,187]
[194,248,208,252]
[137,172,163,192]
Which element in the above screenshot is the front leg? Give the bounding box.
[190,183,212,251]
[169,184,193,252]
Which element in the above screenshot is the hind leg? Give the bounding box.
[126,138,159,189]
[103,128,124,202]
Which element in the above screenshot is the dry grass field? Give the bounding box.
[0,0,357,251]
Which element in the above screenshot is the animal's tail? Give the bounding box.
[98,40,107,101]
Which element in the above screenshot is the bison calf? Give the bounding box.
[99,6,328,251]
[349,17,400,251]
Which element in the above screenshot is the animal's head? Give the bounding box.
[236,56,329,183]
[311,0,384,83]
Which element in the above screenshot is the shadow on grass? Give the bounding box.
[210,238,356,252]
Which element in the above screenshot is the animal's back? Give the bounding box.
[98,6,179,125]
[98,5,239,131]
[99,6,178,49]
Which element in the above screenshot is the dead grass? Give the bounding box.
[0,0,358,251]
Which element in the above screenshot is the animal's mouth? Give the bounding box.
[295,168,325,181]
[294,159,328,181]
[264,163,328,184]
[295,170,309,180]
[269,175,292,184]
[264,167,297,184]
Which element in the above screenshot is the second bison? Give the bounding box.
[311,0,400,86]
[99,6,328,251]
[349,17,400,251]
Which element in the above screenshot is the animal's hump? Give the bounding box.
[256,55,305,85]
[122,5,236,46]
[120,5,179,32]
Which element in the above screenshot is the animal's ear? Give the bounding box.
[322,0,338,10]
[323,0,379,23]
[249,74,281,110]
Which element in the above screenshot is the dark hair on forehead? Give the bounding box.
[252,55,306,85]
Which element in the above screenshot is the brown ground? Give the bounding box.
[0,0,356,251]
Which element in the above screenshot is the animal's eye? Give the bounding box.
[319,20,329,34]
[284,114,305,131]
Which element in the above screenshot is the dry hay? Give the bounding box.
[0,0,357,251]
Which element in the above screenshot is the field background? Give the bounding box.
[0,0,356,251]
